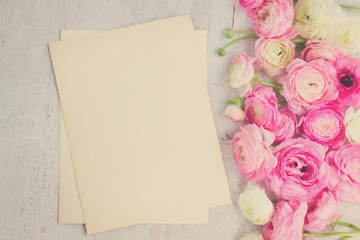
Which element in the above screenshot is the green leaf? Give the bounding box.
[232,97,241,107]
[225,100,235,105]
[225,97,244,108]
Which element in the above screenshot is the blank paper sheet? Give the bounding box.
[50,16,231,234]
[58,29,210,225]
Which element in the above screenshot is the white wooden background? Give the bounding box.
[0,0,359,239]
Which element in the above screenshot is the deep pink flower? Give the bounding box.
[252,0,299,39]
[334,56,360,110]
[274,108,297,143]
[239,0,264,10]
[304,189,339,233]
[245,85,281,132]
[326,145,360,203]
[279,59,339,115]
[265,138,328,202]
[232,124,277,183]
[298,103,346,149]
[263,200,307,240]
[301,40,344,63]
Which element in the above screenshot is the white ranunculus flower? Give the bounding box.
[328,14,360,55]
[344,107,360,144]
[294,0,339,40]
[238,183,274,225]
[240,232,264,240]
[255,38,295,77]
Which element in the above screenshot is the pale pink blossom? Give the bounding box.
[265,138,328,202]
[232,124,277,183]
[244,85,281,132]
[298,103,346,149]
[304,189,339,233]
[301,40,344,63]
[252,0,299,39]
[228,53,256,98]
[225,105,246,122]
[334,56,360,110]
[263,200,307,240]
[326,145,360,203]
[279,59,339,115]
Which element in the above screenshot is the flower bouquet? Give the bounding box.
[218,0,360,239]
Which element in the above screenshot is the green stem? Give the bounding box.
[339,237,353,240]
[340,4,360,9]
[234,30,254,34]
[303,232,360,237]
[223,35,259,49]
[218,34,259,56]
[261,81,284,90]
[291,38,306,43]
[335,221,360,232]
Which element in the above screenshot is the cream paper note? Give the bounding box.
[50,16,231,234]
[58,29,210,224]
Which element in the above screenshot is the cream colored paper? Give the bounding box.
[50,15,231,234]
[59,114,84,223]
[58,29,209,224]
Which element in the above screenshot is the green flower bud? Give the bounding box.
[217,48,226,56]
[225,28,234,39]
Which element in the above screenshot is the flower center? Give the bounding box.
[340,74,354,88]
[250,106,264,123]
[236,145,244,163]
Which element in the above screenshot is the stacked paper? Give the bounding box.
[49,15,231,234]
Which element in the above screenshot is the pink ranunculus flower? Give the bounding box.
[228,53,256,98]
[279,59,339,115]
[255,38,295,76]
[298,103,346,149]
[239,0,264,11]
[265,138,328,202]
[304,189,339,233]
[334,56,360,110]
[301,40,344,63]
[325,144,360,203]
[244,85,281,132]
[252,0,299,39]
[263,200,307,240]
[232,124,277,183]
[274,108,297,143]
